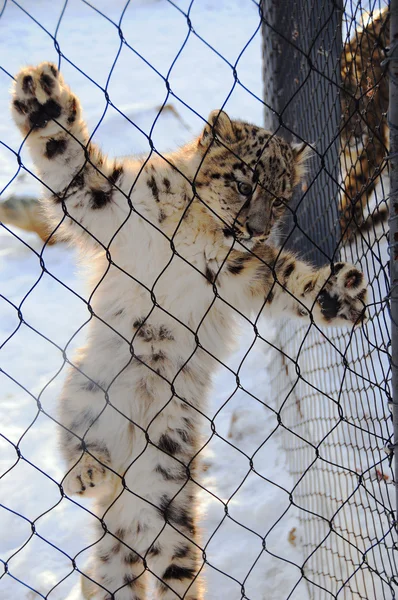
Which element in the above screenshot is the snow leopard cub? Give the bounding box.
[11,62,368,600]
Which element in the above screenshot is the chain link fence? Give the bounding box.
[0,1,396,599]
[262,0,397,598]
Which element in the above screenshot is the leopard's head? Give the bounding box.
[195,110,311,248]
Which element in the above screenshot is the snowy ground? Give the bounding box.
[0,1,309,599]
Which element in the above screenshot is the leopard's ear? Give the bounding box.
[199,110,236,148]
[291,142,313,186]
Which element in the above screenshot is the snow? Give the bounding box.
[0,1,309,599]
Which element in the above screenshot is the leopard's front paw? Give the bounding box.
[63,452,115,498]
[316,262,368,327]
[11,62,79,136]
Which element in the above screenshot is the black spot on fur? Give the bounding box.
[29,99,61,129]
[332,262,345,274]
[163,177,171,193]
[72,171,85,189]
[43,99,62,118]
[356,172,367,185]
[109,166,123,186]
[173,544,190,559]
[98,552,110,563]
[158,326,174,341]
[152,351,165,362]
[211,172,221,179]
[162,564,195,581]
[133,318,145,329]
[45,138,67,159]
[159,209,166,223]
[81,380,100,392]
[13,99,27,114]
[67,96,77,124]
[136,326,152,342]
[157,582,169,595]
[91,188,112,209]
[223,173,235,182]
[283,262,295,280]
[40,73,54,95]
[115,528,126,540]
[158,495,194,531]
[266,290,274,304]
[124,551,140,565]
[318,290,341,321]
[69,409,97,433]
[155,465,178,481]
[205,265,215,284]
[22,75,33,94]
[303,281,314,294]
[155,464,185,481]
[149,543,161,556]
[79,441,110,461]
[114,308,124,317]
[50,65,58,77]
[182,417,194,430]
[158,434,181,455]
[227,261,244,275]
[222,227,234,238]
[176,428,191,444]
[147,175,159,202]
[356,289,367,302]
[76,475,86,492]
[123,574,137,588]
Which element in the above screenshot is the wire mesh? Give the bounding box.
[262,0,397,598]
[0,1,396,600]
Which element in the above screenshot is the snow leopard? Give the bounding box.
[339,7,390,240]
[11,62,368,600]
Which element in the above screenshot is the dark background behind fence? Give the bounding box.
[262,0,342,266]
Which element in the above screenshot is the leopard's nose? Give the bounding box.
[246,222,263,238]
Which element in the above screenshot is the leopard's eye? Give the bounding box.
[273,198,284,208]
[237,181,252,196]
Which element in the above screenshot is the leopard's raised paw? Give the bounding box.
[11,62,79,136]
[316,262,368,327]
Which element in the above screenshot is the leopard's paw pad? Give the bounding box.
[11,62,77,133]
[63,453,112,498]
[318,262,368,326]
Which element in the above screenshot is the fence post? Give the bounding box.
[389,0,398,537]
[261,0,343,266]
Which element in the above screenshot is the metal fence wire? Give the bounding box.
[263,0,397,598]
[0,1,396,599]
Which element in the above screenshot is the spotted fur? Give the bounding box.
[339,7,390,239]
[11,63,369,600]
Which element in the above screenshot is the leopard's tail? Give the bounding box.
[0,195,56,243]
[341,203,389,243]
